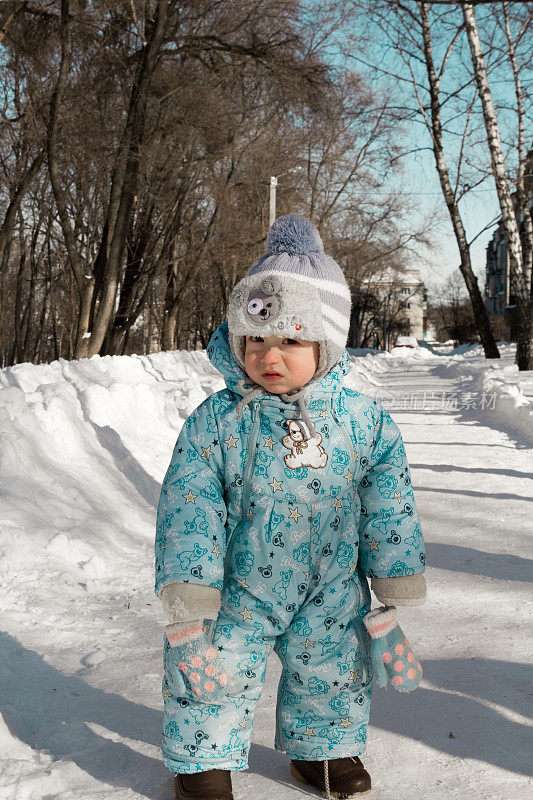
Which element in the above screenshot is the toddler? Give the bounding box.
[155,214,426,799]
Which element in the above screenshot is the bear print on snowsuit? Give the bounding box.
[155,321,426,774]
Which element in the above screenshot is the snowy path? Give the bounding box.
[249,358,533,800]
[1,351,531,800]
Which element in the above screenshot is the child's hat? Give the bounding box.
[227,213,351,382]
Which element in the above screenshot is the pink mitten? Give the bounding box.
[164,619,229,702]
[363,606,422,692]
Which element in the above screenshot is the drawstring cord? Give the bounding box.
[235,379,267,421]
[235,379,315,435]
[324,760,331,799]
[292,387,313,434]
[323,757,363,799]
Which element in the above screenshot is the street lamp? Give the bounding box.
[269,166,302,226]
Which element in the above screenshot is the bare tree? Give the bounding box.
[462,1,532,370]
[0,0,440,366]
[352,0,500,360]
[429,269,477,346]
[46,0,179,359]
[500,3,533,295]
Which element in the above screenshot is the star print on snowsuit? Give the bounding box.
[155,320,426,774]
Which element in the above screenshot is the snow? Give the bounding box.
[0,342,531,799]
[439,344,533,445]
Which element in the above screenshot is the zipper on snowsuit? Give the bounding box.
[242,402,261,518]
[352,610,371,686]
[329,398,372,686]
[223,402,261,564]
[329,396,358,472]
[274,670,286,753]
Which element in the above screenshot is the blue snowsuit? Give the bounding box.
[155,321,426,774]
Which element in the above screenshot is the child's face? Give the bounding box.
[244,335,320,394]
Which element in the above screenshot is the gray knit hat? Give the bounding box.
[227,214,351,384]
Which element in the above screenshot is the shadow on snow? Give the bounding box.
[0,632,531,799]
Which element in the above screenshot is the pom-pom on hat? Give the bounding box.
[227,213,352,385]
[266,213,324,255]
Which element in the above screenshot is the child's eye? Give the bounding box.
[247,335,299,345]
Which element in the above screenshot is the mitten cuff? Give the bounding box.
[373,594,426,607]
[363,606,397,638]
[371,575,426,606]
[160,582,222,623]
[165,620,204,647]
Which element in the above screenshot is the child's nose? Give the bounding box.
[261,347,281,364]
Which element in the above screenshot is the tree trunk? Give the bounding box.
[0,149,45,271]
[87,0,174,357]
[35,255,52,363]
[420,3,499,359]
[162,304,179,351]
[13,235,27,364]
[161,201,220,352]
[105,199,156,354]
[462,2,532,369]
[162,231,182,351]
[46,0,94,359]
[502,2,533,296]
[22,206,46,362]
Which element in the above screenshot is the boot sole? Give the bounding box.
[290,762,371,798]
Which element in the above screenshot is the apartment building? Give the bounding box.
[360,268,427,348]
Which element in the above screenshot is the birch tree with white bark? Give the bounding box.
[462,1,532,370]
[351,0,532,369]
[349,0,500,359]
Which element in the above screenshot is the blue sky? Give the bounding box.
[330,1,531,296]
[404,147,502,292]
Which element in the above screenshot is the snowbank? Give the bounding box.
[348,341,533,444]
[438,343,533,445]
[344,341,441,397]
[0,349,225,635]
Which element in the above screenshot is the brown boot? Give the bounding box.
[290,756,371,798]
[173,768,234,800]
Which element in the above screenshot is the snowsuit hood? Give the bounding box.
[206,321,351,432]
